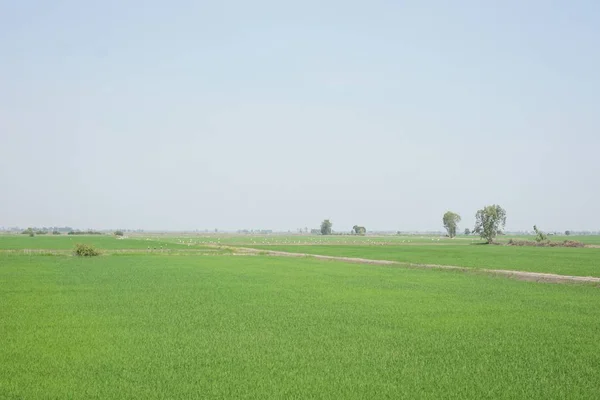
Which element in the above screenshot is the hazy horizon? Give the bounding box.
[2,1,599,233]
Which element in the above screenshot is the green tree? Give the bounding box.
[565,230,571,236]
[352,225,366,235]
[473,205,507,244]
[320,219,333,235]
[533,225,547,242]
[464,228,471,235]
[114,230,124,237]
[442,211,461,238]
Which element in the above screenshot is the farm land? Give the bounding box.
[1,233,599,399]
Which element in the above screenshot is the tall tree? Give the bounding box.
[473,205,507,243]
[320,219,333,235]
[442,211,461,238]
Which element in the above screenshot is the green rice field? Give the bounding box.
[257,244,600,277]
[1,234,599,399]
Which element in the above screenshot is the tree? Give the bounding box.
[320,219,332,235]
[352,225,366,235]
[114,230,124,237]
[464,228,471,235]
[473,205,506,243]
[533,225,547,242]
[565,230,571,236]
[442,211,461,238]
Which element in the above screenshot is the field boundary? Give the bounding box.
[222,246,600,285]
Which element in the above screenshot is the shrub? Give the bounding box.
[114,230,124,237]
[507,239,584,248]
[533,225,547,242]
[74,244,100,257]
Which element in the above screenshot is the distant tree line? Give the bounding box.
[236,229,273,234]
[21,227,71,236]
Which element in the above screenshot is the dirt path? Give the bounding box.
[222,246,600,285]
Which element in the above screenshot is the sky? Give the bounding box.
[1,0,599,232]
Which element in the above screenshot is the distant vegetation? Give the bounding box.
[114,230,124,237]
[68,230,103,235]
[237,229,273,234]
[21,227,50,236]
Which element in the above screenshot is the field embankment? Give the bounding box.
[249,244,600,278]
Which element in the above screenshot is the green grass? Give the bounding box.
[254,244,600,277]
[151,234,479,246]
[1,253,599,399]
[0,235,190,251]
[146,233,600,246]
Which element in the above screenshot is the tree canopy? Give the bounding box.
[473,205,507,243]
[442,211,461,238]
[320,219,333,235]
[352,225,366,235]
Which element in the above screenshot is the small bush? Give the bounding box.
[74,244,101,257]
[533,225,547,242]
[114,230,124,237]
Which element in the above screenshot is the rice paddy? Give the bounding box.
[1,234,599,399]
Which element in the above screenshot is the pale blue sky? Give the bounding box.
[1,1,599,232]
